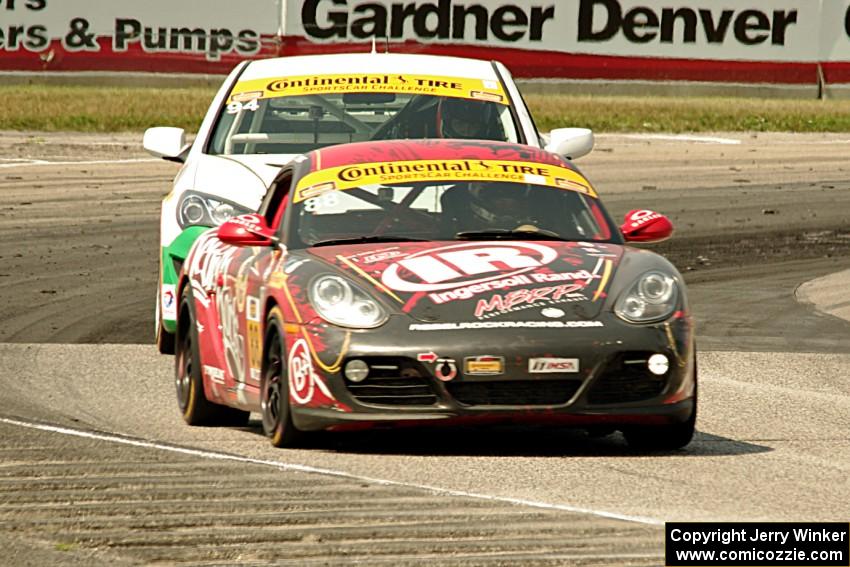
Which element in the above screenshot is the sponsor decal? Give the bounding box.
[218,286,245,383]
[382,242,559,293]
[287,338,333,404]
[474,284,588,319]
[625,209,663,230]
[356,249,406,265]
[428,274,534,304]
[464,356,505,376]
[203,364,225,383]
[417,351,439,363]
[189,233,238,308]
[529,357,579,374]
[293,159,595,202]
[246,296,262,380]
[410,321,604,331]
[161,284,177,321]
[231,90,263,103]
[228,213,265,232]
[434,358,458,381]
[230,73,508,104]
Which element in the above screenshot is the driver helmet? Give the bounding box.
[467,181,529,226]
[437,98,496,139]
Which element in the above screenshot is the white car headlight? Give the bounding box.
[177,191,251,229]
[614,270,679,323]
[309,275,387,329]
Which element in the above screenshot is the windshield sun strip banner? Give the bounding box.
[293,159,597,202]
[229,74,509,104]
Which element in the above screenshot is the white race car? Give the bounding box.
[144,52,594,354]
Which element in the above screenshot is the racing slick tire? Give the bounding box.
[622,404,696,451]
[175,284,250,426]
[623,373,697,452]
[261,307,306,448]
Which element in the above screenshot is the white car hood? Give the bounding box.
[192,153,298,210]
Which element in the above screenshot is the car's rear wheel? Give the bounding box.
[261,307,305,448]
[175,285,249,426]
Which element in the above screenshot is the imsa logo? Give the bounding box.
[529,357,579,374]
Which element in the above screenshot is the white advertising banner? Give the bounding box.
[5,0,850,85]
[0,0,280,71]
[287,0,820,63]
[821,0,850,61]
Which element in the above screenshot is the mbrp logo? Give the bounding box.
[301,0,555,42]
[381,242,558,292]
[578,0,798,46]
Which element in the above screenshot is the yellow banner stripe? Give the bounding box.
[293,159,596,202]
[230,73,509,105]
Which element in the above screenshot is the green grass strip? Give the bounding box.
[3,85,850,133]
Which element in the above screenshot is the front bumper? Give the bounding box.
[290,314,696,432]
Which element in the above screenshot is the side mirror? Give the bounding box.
[143,127,189,163]
[545,128,594,160]
[620,210,673,243]
[218,214,274,246]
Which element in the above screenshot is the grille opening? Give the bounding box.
[587,352,667,405]
[446,380,581,407]
[345,357,438,407]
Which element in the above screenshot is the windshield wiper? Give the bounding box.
[311,235,428,248]
[455,229,570,241]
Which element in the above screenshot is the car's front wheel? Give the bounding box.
[622,407,696,451]
[175,285,249,426]
[261,307,305,448]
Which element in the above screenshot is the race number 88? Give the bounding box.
[303,192,340,213]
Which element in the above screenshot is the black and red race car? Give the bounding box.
[175,139,696,450]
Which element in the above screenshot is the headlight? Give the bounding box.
[614,270,679,323]
[176,191,251,228]
[308,275,388,328]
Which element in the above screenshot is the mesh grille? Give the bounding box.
[446,380,581,406]
[345,357,438,407]
[587,353,667,405]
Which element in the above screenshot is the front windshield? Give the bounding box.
[287,179,616,248]
[208,73,519,155]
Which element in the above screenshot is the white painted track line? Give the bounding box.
[606,134,742,145]
[0,158,160,169]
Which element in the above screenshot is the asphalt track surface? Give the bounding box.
[1,132,849,565]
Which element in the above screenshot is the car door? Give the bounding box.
[213,169,294,405]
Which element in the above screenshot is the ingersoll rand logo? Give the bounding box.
[381,242,558,293]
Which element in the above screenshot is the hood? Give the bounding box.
[193,153,297,210]
[307,240,625,323]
